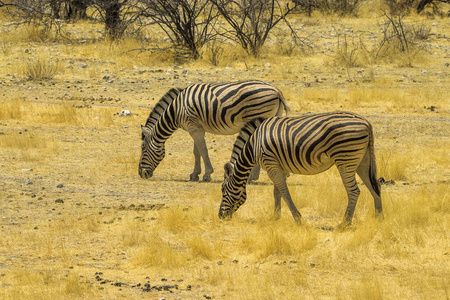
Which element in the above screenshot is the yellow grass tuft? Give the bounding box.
[132,232,189,268]
[21,57,62,80]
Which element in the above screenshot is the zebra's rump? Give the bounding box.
[252,112,371,175]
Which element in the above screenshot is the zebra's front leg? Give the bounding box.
[272,185,282,220]
[267,167,301,225]
[190,143,201,181]
[189,129,214,182]
[248,165,261,183]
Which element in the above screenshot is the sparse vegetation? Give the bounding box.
[0,1,449,299]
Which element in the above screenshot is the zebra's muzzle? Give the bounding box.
[139,168,153,179]
[218,209,233,220]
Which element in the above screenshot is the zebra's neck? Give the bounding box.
[233,141,256,183]
[230,118,265,165]
[150,102,180,145]
[145,87,182,130]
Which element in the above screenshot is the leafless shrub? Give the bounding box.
[293,0,361,16]
[412,24,431,40]
[384,0,415,14]
[334,33,362,68]
[206,39,224,66]
[378,11,428,66]
[210,0,305,57]
[89,0,138,41]
[0,0,66,39]
[137,0,219,59]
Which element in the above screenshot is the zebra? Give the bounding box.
[229,117,266,182]
[139,80,290,182]
[219,112,383,228]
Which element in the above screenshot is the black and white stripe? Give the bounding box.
[139,80,290,182]
[219,112,383,227]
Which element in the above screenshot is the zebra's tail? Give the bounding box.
[368,122,381,197]
[277,91,291,116]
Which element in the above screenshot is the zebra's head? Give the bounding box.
[139,125,165,179]
[218,162,247,220]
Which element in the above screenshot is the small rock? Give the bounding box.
[119,110,132,116]
[57,184,64,188]
[25,180,33,185]
[55,199,64,203]
[102,74,110,80]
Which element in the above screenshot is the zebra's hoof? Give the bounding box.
[293,215,302,226]
[247,176,259,183]
[270,214,281,221]
[202,174,212,182]
[189,174,200,181]
[336,222,351,231]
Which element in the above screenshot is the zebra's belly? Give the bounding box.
[204,126,243,135]
[281,153,335,175]
[185,121,246,136]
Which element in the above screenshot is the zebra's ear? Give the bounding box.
[224,162,234,179]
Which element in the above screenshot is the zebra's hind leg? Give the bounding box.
[267,167,301,225]
[336,166,360,229]
[272,185,282,220]
[190,143,201,181]
[356,155,383,220]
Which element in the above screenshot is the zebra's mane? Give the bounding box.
[230,117,266,165]
[144,87,183,130]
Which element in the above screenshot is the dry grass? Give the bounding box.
[0,5,449,300]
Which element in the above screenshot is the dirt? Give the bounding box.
[0,15,449,299]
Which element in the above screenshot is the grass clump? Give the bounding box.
[132,232,188,268]
[22,57,61,80]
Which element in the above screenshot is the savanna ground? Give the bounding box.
[0,3,449,300]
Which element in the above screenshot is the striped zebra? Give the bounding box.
[139,80,290,182]
[229,117,265,182]
[219,112,383,228]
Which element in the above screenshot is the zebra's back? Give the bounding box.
[251,112,372,175]
[177,80,289,135]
